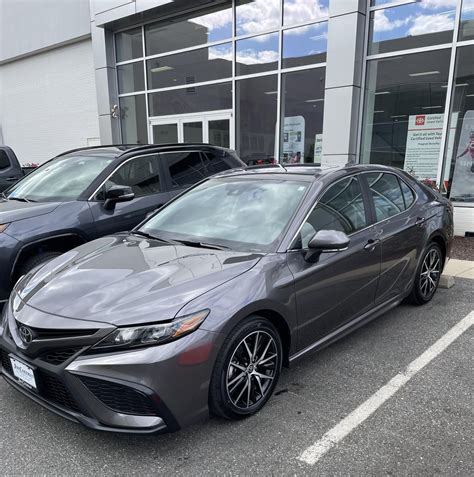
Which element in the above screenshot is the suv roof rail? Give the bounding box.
[54,144,140,158]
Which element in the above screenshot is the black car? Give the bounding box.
[0,144,244,305]
[0,164,453,433]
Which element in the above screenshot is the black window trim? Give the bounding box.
[88,153,164,201]
[287,172,374,251]
[359,170,418,227]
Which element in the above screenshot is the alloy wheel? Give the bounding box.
[419,248,441,298]
[225,330,278,410]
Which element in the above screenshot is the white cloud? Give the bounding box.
[283,0,328,26]
[408,13,454,35]
[236,49,279,65]
[236,0,281,35]
[373,10,410,32]
[191,8,233,32]
[210,46,279,65]
[284,22,326,37]
[418,0,458,9]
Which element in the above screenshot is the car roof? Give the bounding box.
[211,163,407,182]
[55,143,233,160]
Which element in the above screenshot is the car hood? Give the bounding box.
[18,234,263,326]
[0,198,61,223]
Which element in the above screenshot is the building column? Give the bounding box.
[322,0,366,167]
[90,8,121,144]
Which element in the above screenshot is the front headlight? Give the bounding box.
[0,223,10,233]
[92,309,210,350]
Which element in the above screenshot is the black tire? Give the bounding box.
[19,251,62,277]
[408,242,443,306]
[209,317,283,420]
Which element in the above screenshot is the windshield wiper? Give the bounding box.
[131,230,175,244]
[172,239,231,251]
[8,197,35,203]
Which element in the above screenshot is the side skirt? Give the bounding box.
[289,294,405,363]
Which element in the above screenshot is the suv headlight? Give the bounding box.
[92,310,209,351]
[0,223,9,233]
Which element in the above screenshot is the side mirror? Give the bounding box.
[103,185,135,210]
[305,230,350,262]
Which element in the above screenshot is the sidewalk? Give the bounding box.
[440,258,474,288]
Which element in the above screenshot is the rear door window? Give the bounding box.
[365,172,406,221]
[163,151,207,188]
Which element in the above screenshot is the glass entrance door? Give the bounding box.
[150,112,232,147]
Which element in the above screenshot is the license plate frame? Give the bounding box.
[9,355,37,391]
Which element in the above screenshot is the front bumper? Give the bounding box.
[0,303,225,433]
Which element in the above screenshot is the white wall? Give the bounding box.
[0,39,100,165]
[0,0,91,63]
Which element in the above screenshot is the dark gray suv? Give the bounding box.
[0,164,453,434]
[0,144,244,305]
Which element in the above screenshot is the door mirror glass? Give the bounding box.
[104,185,135,210]
[306,230,350,262]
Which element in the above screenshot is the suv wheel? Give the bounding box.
[19,251,62,277]
[209,317,282,420]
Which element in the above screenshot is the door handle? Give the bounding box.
[364,238,380,252]
[415,217,426,226]
[6,177,18,181]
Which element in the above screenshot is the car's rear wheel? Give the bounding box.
[209,317,282,420]
[409,242,443,305]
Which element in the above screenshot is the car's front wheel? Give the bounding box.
[209,317,282,420]
[409,242,443,305]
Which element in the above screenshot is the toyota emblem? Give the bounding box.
[19,326,33,344]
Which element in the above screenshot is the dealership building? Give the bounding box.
[0,0,473,235]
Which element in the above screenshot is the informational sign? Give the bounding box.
[283,116,305,163]
[404,114,444,180]
[449,110,474,202]
[313,134,323,165]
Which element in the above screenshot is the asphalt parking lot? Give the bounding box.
[0,278,472,476]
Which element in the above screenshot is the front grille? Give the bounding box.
[79,376,158,416]
[38,372,81,413]
[15,321,98,340]
[39,348,82,365]
[0,349,13,375]
[1,347,82,414]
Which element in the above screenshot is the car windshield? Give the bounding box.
[5,155,115,202]
[139,177,310,252]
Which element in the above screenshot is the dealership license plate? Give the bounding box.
[10,356,37,390]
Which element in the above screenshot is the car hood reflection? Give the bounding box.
[20,234,263,326]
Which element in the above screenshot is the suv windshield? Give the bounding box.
[140,177,310,252]
[6,155,114,202]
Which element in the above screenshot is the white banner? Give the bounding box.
[404,114,444,180]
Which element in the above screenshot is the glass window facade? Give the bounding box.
[112,0,473,225]
[369,1,455,55]
[361,50,451,178]
[363,0,474,216]
[443,45,474,203]
[145,2,233,55]
[280,68,326,164]
[236,75,278,164]
[116,0,329,165]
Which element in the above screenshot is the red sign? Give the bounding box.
[415,115,426,126]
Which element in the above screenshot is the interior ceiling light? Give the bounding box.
[409,71,440,77]
[151,66,174,73]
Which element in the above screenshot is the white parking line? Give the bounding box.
[298,310,474,466]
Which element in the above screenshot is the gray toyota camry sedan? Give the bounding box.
[0,164,453,433]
